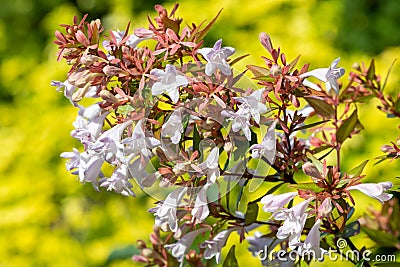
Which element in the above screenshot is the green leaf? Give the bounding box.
[305,97,335,118]
[246,64,270,78]
[288,54,301,73]
[293,120,329,132]
[367,58,375,81]
[306,152,324,173]
[193,124,200,152]
[223,245,239,267]
[288,182,323,193]
[336,110,359,144]
[347,160,369,178]
[362,228,399,248]
[342,220,360,237]
[116,104,134,116]
[382,59,397,91]
[105,245,140,266]
[245,202,259,225]
[355,259,365,267]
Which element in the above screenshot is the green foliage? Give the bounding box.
[1,0,399,266]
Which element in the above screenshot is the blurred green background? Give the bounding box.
[1,0,399,266]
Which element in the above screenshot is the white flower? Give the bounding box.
[273,198,313,247]
[201,228,236,263]
[260,192,298,213]
[234,89,267,124]
[198,39,235,76]
[221,108,252,141]
[250,121,276,162]
[78,151,104,189]
[99,165,135,197]
[165,228,207,264]
[150,64,188,103]
[317,197,332,217]
[300,57,345,94]
[123,120,160,159]
[191,185,210,223]
[197,147,220,183]
[297,219,325,260]
[347,182,393,203]
[60,148,80,171]
[155,187,187,232]
[161,109,183,144]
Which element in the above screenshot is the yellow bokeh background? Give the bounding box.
[1,0,399,266]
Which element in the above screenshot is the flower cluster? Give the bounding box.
[53,4,398,267]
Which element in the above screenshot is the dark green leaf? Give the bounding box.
[382,59,397,91]
[362,228,399,248]
[355,259,365,267]
[193,124,200,152]
[223,245,239,267]
[347,160,369,178]
[245,202,259,225]
[342,220,360,237]
[105,245,140,266]
[288,182,323,193]
[367,58,375,81]
[293,120,329,132]
[336,110,358,144]
[305,97,335,118]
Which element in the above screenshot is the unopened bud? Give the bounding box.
[318,197,332,217]
[103,65,128,77]
[224,142,234,153]
[99,90,120,104]
[132,255,148,263]
[302,162,323,179]
[270,64,282,76]
[136,240,146,249]
[141,248,154,258]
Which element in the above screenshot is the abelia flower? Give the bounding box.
[348,182,393,203]
[155,187,188,232]
[197,147,220,183]
[165,228,207,265]
[297,219,325,260]
[250,121,276,162]
[273,198,313,247]
[191,185,210,223]
[60,148,80,171]
[317,197,332,217]
[260,192,298,213]
[122,120,160,165]
[78,151,104,189]
[201,228,237,263]
[99,165,135,197]
[161,109,183,144]
[150,64,188,103]
[234,89,267,124]
[221,107,252,141]
[198,39,235,76]
[300,57,345,94]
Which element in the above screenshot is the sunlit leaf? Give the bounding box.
[336,110,358,144]
[305,97,334,118]
[347,160,369,178]
[362,228,399,248]
[245,202,259,225]
[223,245,239,267]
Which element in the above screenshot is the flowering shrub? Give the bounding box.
[53,4,399,266]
